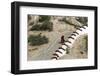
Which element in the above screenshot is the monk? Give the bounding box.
[61,35,65,44]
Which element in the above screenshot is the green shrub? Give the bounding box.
[83,35,88,52]
[29,22,34,26]
[30,24,41,31]
[40,22,53,31]
[79,35,88,53]
[30,15,53,31]
[30,22,53,31]
[28,15,31,21]
[39,15,51,22]
[28,34,49,46]
[76,17,88,25]
[61,18,77,26]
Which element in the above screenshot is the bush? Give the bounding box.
[61,18,77,26]
[30,24,41,31]
[76,17,88,25]
[83,35,88,52]
[40,22,53,31]
[28,15,31,21]
[28,34,49,46]
[30,22,53,31]
[30,15,53,31]
[79,35,88,53]
[39,15,51,22]
[29,22,34,26]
